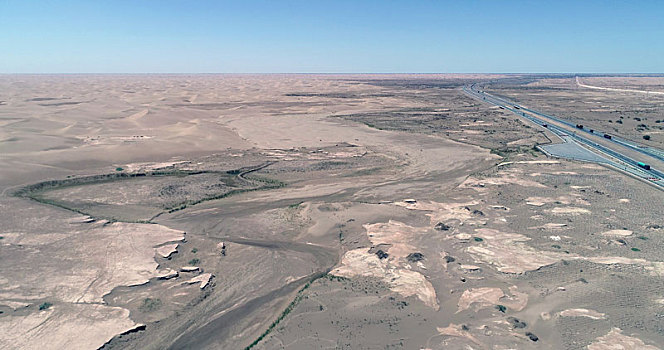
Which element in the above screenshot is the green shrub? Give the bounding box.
[39,302,52,310]
[188,258,200,265]
[325,274,349,282]
[139,298,161,312]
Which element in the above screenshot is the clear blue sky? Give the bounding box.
[1,0,662,73]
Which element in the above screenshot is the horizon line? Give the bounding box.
[2,72,664,75]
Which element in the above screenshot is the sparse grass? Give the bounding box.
[490,148,510,158]
[38,302,52,310]
[188,258,200,265]
[490,146,541,160]
[245,274,327,350]
[342,166,382,177]
[14,168,286,221]
[246,175,287,187]
[191,248,198,253]
[28,195,93,219]
[167,177,286,214]
[14,170,208,198]
[139,298,162,312]
[288,201,303,209]
[637,236,649,240]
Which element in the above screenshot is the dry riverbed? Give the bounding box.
[0,74,662,349]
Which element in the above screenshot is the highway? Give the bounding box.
[462,84,664,191]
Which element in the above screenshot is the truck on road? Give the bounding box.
[638,162,651,170]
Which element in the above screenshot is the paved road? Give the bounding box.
[491,87,664,164]
[576,76,664,96]
[463,84,664,190]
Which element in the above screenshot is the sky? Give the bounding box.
[1,0,662,73]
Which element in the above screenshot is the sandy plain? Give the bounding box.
[0,74,662,349]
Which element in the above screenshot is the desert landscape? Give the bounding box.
[1,74,663,350]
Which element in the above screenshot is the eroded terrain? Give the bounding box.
[1,74,662,349]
